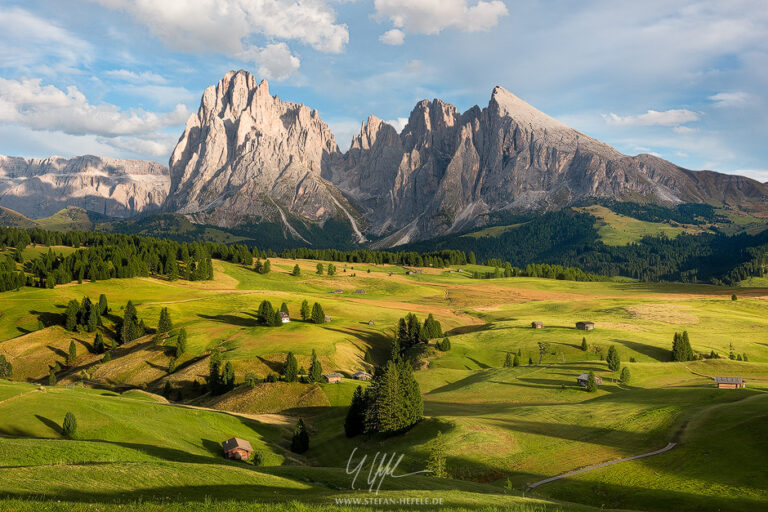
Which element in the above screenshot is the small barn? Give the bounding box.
[355,289,366,294]
[352,371,372,381]
[531,321,544,329]
[333,289,344,294]
[368,320,375,326]
[279,312,290,323]
[222,437,253,460]
[405,271,414,275]
[324,315,332,323]
[323,372,343,384]
[576,321,595,331]
[576,373,603,387]
[714,376,746,389]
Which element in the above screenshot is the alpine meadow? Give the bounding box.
[1,2,767,512]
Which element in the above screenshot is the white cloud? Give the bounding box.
[239,43,301,80]
[374,0,508,35]
[0,7,92,74]
[385,117,409,132]
[97,133,179,157]
[708,91,749,108]
[0,77,188,138]
[673,125,697,134]
[105,69,168,84]
[380,29,405,45]
[603,109,700,127]
[731,169,768,182]
[675,151,689,158]
[91,0,350,79]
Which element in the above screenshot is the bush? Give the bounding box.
[250,451,264,466]
[62,412,77,438]
[0,355,12,379]
[292,264,301,276]
[245,372,259,389]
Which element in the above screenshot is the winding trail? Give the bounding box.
[525,442,677,491]
[526,393,766,492]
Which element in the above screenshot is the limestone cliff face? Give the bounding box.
[328,86,768,245]
[163,71,768,246]
[165,70,365,241]
[0,154,168,218]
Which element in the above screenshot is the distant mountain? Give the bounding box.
[164,70,366,245]
[164,70,768,246]
[0,154,169,219]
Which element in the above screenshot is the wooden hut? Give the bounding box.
[576,373,603,387]
[352,371,372,381]
[222,437,253,460]
[531,321,544,329]
[576,321,595,331]
[714,376,746,389]
[323,372,343,384]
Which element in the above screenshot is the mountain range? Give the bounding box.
[2,69,766,246]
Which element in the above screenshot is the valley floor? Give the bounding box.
[0,257,767,511]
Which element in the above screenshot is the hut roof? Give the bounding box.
[324,372,344,379]
[714,376,744,384]
[222,437,253,452]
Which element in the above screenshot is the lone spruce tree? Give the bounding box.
[157,307,172,334]
[292,264,301,276]
[300,300,310,321]
[308,349,323,382]
[310,302,325,324]
[586,371,598,392]
[606,345,620,371]
[62,412,77,439]
[0,355,12,379]
[513,354,520,367]
[283,352,298,382]
[67,340,77,366]
[503,353,513,368]
[291,418,310,454]
[581,337,588,351]
[344,386,367,438]
[620,366,631,384]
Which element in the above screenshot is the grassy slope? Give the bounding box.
[574,205,701,245]
[1,259,768,510]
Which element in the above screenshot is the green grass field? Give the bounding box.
[1,257,767,511]
[574,206,704,245]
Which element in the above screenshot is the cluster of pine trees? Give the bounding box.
[282,350,323,383]
[278,247,468,268]
[64,294,108,333]
[472,261,603,282]
[208,349,235,395]
[394,313,443,356]
[344,357,423,437]
[0,226,214,292]
[256,301,289,326]
[671,331,696,361]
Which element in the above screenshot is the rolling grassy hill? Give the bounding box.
[0,257,767,511]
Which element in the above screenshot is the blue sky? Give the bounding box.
[0,0,766,179]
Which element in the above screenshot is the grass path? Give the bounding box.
[525,392,766,492]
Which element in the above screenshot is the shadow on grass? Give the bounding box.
[613,339,670,362]
[34,415,62,435]
[198,313,257,327]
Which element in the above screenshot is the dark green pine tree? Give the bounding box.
[86,307,99,333]
[308,349,323,382]
[423,314,443,339]
[283,352,298,382]
[398,360,423,429]
[620,366,631,384]
[208,349,223,394]
[290,418,310,454]
[176,328,188,357]
[586,370,598,392]
[606,345,620,371]
[93,333,105,354]
[681,331,694,361]
[98,294,108,315]
[300,300,310,321]
[503,353,513,368]
[310,303,325,324]
[261,259,271,274]
[257,300,275,325]
[67,340,77,366]
[157,307,172,334]
[221,361,235,391]
[62,411,77,439]
[344,385,367,438]
[65,300,79,331]
[292,264,301,276]
[426,432,447,478]
[513,354,520,367]
[581,337,588,351]
[120,301,141,344]
[166,257,179,281]
[316,263,324,275]
[270,310,284,327]
[280,302,289,315]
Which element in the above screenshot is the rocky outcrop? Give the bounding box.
[0,154,168,219]
[328,86,768,245]
[165,70,365,242]
[164,71,768,246]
